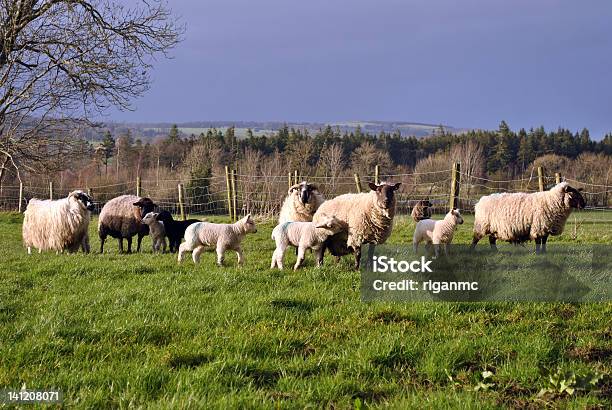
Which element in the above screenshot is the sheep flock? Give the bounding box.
[19,181,587,266]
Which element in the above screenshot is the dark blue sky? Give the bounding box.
[109,0,612,137]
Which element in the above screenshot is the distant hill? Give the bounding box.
[95,120,467,141]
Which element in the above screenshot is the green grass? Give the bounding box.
[0,212,610,408]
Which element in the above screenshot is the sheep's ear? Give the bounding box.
[393,183,401,191]
[578,187,584,192]
[368,182,378,191]
[133,201,142,207]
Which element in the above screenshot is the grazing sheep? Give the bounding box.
[98,195,156,253]
[471,182,586,253]
[22,190,94,254]
[278,181,325,223]
[142,212,166,253]
[271,214,346,270]
[411,200,432,222]
[313,182,401,269]
[155,210,201,252]
[413,209,464,257]
[178,214,257,265]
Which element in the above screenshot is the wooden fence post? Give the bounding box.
[18,182,23,213]
[294,170,298,185]
[374,164,380,185]
[555,172,561,184]
[449,162,461,211]
[87,187,92,197]
[231,169,238,221]
[136,176,141,197]
[288,172,292,189]
[537,166,545,192]
[354,174,362,193]
[178,183,185,221]
[225,166,232,219]
[49,181,53,200]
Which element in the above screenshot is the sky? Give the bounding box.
[107,0,612,137]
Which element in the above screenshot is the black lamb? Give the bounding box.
[156,210,201,252]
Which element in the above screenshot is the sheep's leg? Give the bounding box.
[470,233,482,250]
[315,247,325,267]
[162,238,167,253]
[177,242,188,263]
[294,247,306,270]
[541,235,548,254]
[434,244,440,258]
[126,237,133,254]
[193,245,205,264]
[353,246,362,270]
[99,234,107,253]
[38,248,42,254]
[117,238,124,253]
[488,236,497,251]
[535,237,542,254]
[235,246,244,266]
[27,247,32,255]
[413,240,419,253]
[276,244,286,269]
[270,249,278,269]
[216,243,226,266]
[136,233,144,252]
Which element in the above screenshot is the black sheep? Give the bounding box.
[156,210,201,252]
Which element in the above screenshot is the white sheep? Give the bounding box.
[22,190,94,254]
[278,181,325,224]
[313,182,401,269]
[471,182,586,253]
[271,214,345,270]
[413,209,464,257]
[142,212,166,253]
[178,214,257,265]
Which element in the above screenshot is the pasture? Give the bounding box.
[0,211,610,408]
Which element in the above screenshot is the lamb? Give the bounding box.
[142,212,167,253]
[270,214,346,270]
[413,209,464,257]
[98,195,156,253]
[155,210,201,252]
[411,200,432,222]
[178,214,257,265]
[471,182,586,254]
[313,182,401,269]
[278,181,325,223]
[22,190,94,254]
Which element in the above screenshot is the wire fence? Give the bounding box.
[0,165,610,219]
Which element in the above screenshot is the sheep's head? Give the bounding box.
[133,197,156,219]
[240,213,257,233]
[142,212,159,225]
[562,184,586,209]
[447,208,464,225]
[155,210,174,223]
[315,214,346,234]
[69,190,94,211]
[368,182,401,210]
[289,181,319,206]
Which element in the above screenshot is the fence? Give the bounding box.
[0,164,610,219]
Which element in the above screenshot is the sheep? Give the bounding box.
[278,181,325,224]
[471,182,586,254]
[270,214,346,270]
[178,214,257,265]
[142,212,166,253]
[98,195,156,253]
[411,200,432,222]
[413,209,464,257]
[22,190,94,254]
[155,210,201,252]
[313,181,401,269]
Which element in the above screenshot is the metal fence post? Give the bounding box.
[449,162,461,210]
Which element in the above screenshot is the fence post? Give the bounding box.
[225,166,232,220]
[374,164,380,185]
[231,169,238,221]
[87,187,92,197]
[294,170,298,185]
[178,183,185,221]
[354,174,362,193]
[555,172,561,184]
[136,176,141,197]
[18,182,23,213]
[49,181,53,200]
[449,162,461,211]
[537,166,545,191]
[288,172,292,189]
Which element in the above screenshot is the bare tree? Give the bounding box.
[451,140,485,200]
[0,0,182,184]
[319,143,344,190]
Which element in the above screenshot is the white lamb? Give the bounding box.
[142,212,166,253]
[178,214,257,265]
[271,214,345,270]
[413,209,464,257]
[22,190,94,254]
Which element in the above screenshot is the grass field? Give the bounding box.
[0,211,610,408]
